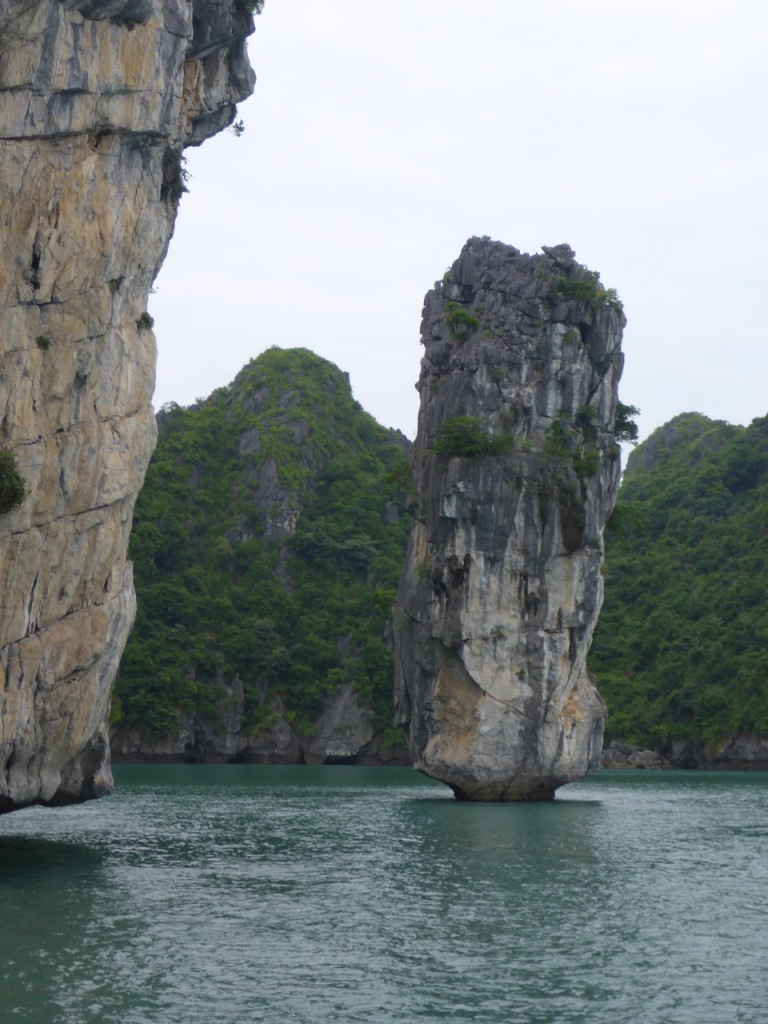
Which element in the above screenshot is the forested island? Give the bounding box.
[591,411,768,767]
[112,348,413,763]
[113,350,768,769]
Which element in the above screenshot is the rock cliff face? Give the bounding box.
[0,0,255,812]
[394,237,625,800]
[111,683,409,766]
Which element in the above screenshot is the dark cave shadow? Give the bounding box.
[404,796,603,808]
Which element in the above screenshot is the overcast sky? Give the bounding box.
[150,0,768,445]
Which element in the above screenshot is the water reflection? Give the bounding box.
[0,834,109,1022]
[0,834,105,875]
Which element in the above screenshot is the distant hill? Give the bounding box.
[589,412,768,764]
[112,348,413,763]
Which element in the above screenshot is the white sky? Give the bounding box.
[150,0,768,444]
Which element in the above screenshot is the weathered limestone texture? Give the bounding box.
[394,237,626,800]
[111,684,407,767]
[0,0,255,812]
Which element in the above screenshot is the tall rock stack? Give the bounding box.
[394,237,626,800]
[0,0,255,812]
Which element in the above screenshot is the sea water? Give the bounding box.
[1,766,766,1024]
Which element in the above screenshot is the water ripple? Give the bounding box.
[1,767,767,1023]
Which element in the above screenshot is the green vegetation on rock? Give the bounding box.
[550,267,624,315]
[114,347,412,741]
[431,416,510,459]
[442,301,479,343]
[543,404,620,481]
[589,411,768,750]
[0,448,26,514]
[614,401,640,445]
[160,147,189,201]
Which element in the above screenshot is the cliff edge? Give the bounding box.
[394,238,626,800]
[0,0,255,812]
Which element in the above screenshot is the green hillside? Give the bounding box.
[113,347,412,742]
[590,412,768,750]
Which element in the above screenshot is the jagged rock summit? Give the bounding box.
[394,237,626,800]
[0,0,255,812]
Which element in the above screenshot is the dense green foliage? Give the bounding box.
[442,302,479,343]
[549,267,623,314]
[431,416,510,459]
[613,402,640,445]
[115,348,412,738]
[589,412,768,749]
[0,448,26,514]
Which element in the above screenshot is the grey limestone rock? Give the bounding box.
[661,735,768,770]
[111,684,303,765]
[303,684,377,765]
[0,0,256,812]
[111,683,404,767]
[600,743,669,770]
[627,749,667,769]
[394,237,626,800]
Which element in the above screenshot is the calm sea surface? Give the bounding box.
[1,766,767,1024]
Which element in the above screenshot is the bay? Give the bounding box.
[1,766,767,1024]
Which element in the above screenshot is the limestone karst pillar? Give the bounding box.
[394,237,626,800]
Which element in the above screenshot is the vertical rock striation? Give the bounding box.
[394,238,626,800]
[0,0,255,812]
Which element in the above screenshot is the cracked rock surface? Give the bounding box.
[0,0,255,812]
[394,237,626,800]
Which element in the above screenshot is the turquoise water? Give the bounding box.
[1,766,767,1023]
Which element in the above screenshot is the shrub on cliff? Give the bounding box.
[550,267,624,314]
[614,402,640,445]
[161,147,189,201]
[432,416,510,459]
[442,302,479,343]
[0,449,26,514]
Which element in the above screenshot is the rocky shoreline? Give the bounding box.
[601,739,768,771]
[110,729,768,771]
[111,682,409,767]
